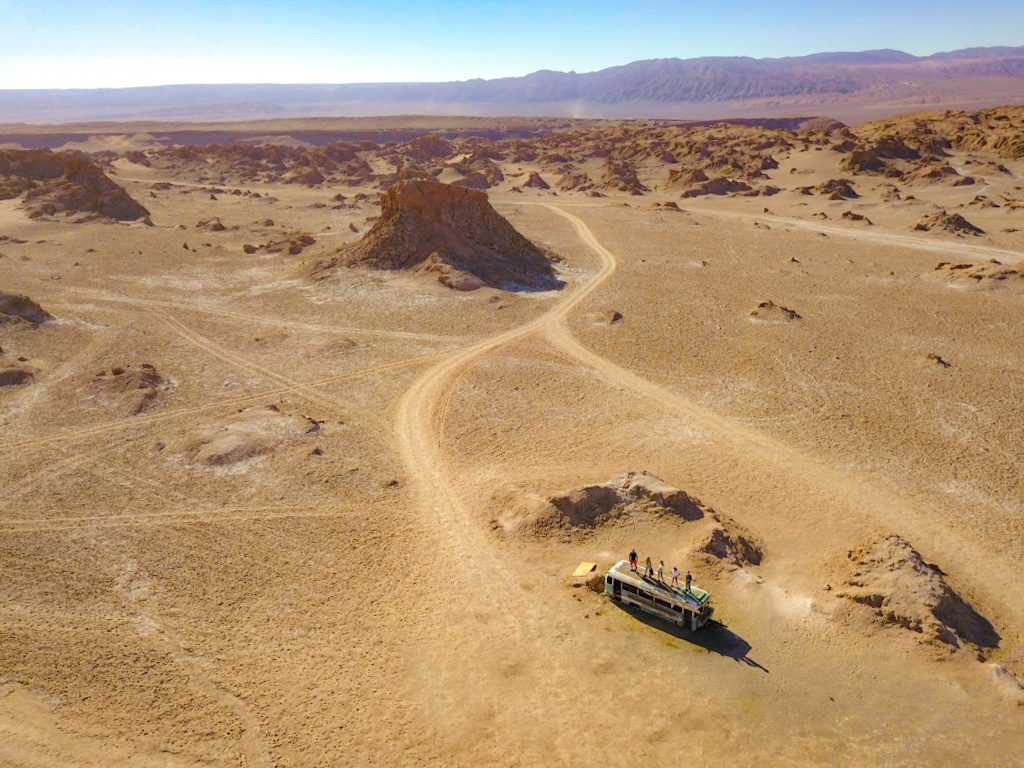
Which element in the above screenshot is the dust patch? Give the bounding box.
[178,405,318,468]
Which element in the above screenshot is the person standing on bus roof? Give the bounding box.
[658,560,665,582]
[645,557,654,578]
[672,567,680,587]
[629,550,638,572]
[685,572,692,592]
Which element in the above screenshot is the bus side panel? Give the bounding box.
[606,576,622,599]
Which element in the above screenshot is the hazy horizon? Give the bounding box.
[1,44,1023,94]
[2,0,1023,89]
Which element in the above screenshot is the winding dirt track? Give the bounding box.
[547,199,1024,263]
[392,203,1024,677]
[0,350,440,456]
[392,204,615,539]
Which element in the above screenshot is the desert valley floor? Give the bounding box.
[1,115,1024,766]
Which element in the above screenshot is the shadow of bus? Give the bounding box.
[611,600,769,673]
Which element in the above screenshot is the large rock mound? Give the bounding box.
[490,470,766,567]
[548,471,706,528]
[312,180,562,291]
[838,535,999,655]
[0,150,149,222]
[496,471,706,539]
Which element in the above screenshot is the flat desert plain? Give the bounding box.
[1,114,1024,766]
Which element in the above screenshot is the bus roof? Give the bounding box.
[608,560,711,609]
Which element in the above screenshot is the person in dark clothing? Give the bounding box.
[685,572,692,592]
[629,550,638,572]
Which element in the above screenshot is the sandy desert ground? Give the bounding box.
[1,113,1024,766]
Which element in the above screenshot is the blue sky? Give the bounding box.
[1,0,1022,89]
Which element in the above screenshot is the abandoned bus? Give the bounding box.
[604,560,714,631]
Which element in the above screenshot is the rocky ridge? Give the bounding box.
[0,149,149,222]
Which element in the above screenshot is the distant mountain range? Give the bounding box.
[3,46,1024,124]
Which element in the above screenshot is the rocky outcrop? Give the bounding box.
[698,522,763,567]
[749,300,802,321]
[558,171,594,192]
[816,178,858,199]
[282,166,326,186]
[839,150,902,177]
[492,471,765,569]
[400,134,454,162]
[664,168,709,190]
[547,471,707,528]
[598,162,649,194]
[929,260,1022,287]
[254,234,317,255]
[680,176,753,197]
[0,367,34,387]
[312,180,562,291]
[0,291,53,325]
[913,211,984,236]
[91,363,171,415]
[0,150,149,222]
[841,211,872,224]
[522,171,550,189]
[196,217,228,232]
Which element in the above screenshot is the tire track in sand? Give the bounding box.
[390,204,616,754]
[540,204,1024,639]
[59,289,459,343]
[154,309,355,415]
[0,503,362,534]
[1,351,440,457]
[394,203,1023,754]
[392,205,614,576]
